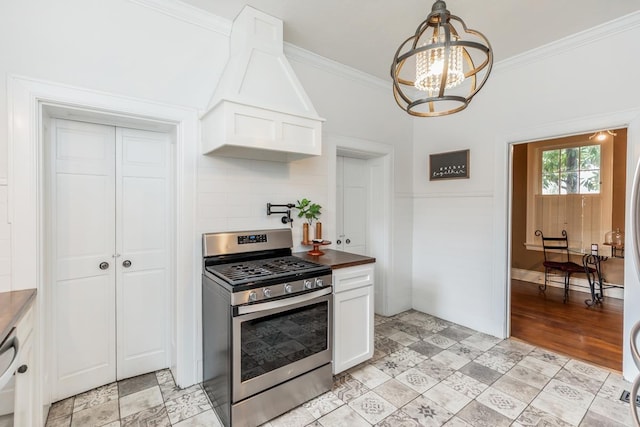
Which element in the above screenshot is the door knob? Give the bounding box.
[99,262,109,270]
[122,260,132,268]
[336,239,342,245]
[17,365,28,374]
[346,239,351,244]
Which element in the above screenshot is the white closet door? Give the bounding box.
[338,156,368,256]
[116,128,170,379]
[51,119,116,401]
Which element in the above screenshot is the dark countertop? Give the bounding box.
[294,249,375,269]
[0,289,37,344]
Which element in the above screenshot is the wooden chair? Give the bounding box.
[535,229,595,303]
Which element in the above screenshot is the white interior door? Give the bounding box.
[50,120,171,400]
[336,156,368,255]
[116,128,170,379]
[51,119,117,400]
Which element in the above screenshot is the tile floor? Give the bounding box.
[44,309,635,427]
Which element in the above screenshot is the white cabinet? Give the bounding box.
[14,306,37,426]
[0,305,40,427]
[332,263,374,374]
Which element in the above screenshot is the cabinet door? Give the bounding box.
[13,331,35,427]
[333,285,374,374]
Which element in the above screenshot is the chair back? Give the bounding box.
[535,229,571,263]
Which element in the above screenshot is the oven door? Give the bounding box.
[232,287,332,403]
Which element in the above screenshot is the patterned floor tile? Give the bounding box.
[460,332,502,352]
[415,359,456,381]
[587,395,633,426]
[373,378,419,408]
[442,371,488,399]
[348,364,392,389]
[268,406,316,427]
[159,382,202,402]
[376,410,421,427]
[120,403,170,427]
[442,416,473,426]
[530,390,590,425]
[543,378,595,409]
[332,372,370,403]
[400,395,454,427]
[48,397,74,421]
[317,404,370,427]
[423,382,472,414]
[70,399,119,427]
[456,400,511,427]
[580,410,630,427]
[155,369,174,385]
[457,361,503,385]
[118,373,158,398]
[438,325,476,342]
[475,386,527,419]
[554,367,605,395]
[302,391,344,419]
[73,382,119,412]
[423,334,457,349]
[518,355,562,378]
[528,347,570,367]
[373,348,425,377]
[491,374,540,404]
[564,359,610,383]
[173,409,222,426]
[598,373,632,400]
[431,350,471,370]
[407,340,443,358]
[348,391,396,424]
[164,389,211,425]
[119,386,164,419]
[514,405,574,427]
[506,364,552,389]
[446,343,484,361]
[388,330,421,346]
[474,349,518,374]
[44,415,71,427]
[395,367,439,393]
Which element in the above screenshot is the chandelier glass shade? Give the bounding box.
[391,0,493,117]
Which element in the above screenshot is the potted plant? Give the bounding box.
[295,198,322,243]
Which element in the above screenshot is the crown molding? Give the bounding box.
[495,10,640,71]
[284,43,390,91]
[126,0,231,34]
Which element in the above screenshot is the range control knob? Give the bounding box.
[248,291,257,302]
[304,279,313,290]
[284,283,293,293]
[263,288,272,298]
[315,278,324,287]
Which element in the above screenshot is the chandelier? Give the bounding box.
[391,0,493,117]
[588,130,617,141]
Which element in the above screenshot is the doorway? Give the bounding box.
[46,118,173,401]
[509,129,625,371]
[336,156,368,255]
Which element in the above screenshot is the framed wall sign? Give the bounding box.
[429,149,470,180]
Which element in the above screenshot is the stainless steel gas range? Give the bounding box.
[202,228,333,427]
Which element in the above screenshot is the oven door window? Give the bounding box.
[240,301,328,382]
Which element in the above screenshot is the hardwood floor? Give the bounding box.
[510,279,623,371]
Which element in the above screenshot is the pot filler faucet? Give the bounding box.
[267,203,295,227]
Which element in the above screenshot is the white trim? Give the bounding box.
[284,43,389,91]
[324,133,394,316]
[495,11,640,71]
[7,76,199,408]
[412,191,493,199]
[126,0,231,34]
[511,268,623,299]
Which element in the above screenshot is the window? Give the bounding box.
[526,137,612,251]
[541,145,601,195]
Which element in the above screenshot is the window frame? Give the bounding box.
[525,137,613,251]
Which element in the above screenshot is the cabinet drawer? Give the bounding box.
[332,264,374,293]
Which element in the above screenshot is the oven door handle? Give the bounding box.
[237,287,332,315]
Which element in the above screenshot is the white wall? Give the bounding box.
[411,12,640,379]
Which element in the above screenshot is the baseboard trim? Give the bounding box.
[511,268,624,300]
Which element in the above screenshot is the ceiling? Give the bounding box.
[181,0,640,81]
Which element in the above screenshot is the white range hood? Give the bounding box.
[201,6,325,162]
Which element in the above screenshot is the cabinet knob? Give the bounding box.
[99,262,109,270]
[336,239,342,245]
[346,239,351,244]
[17,365,28,374]
[122,260,132,268]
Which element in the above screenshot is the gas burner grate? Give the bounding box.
[207,256,328,285]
